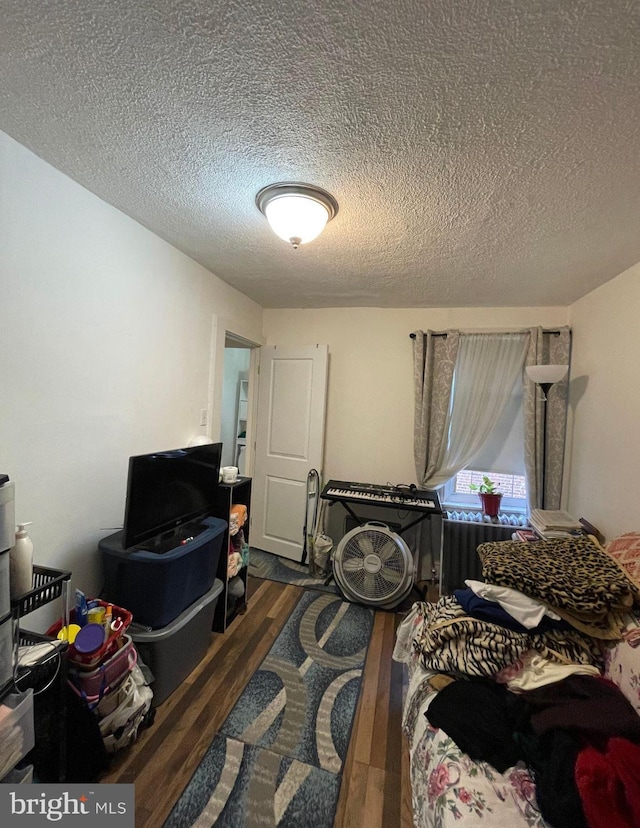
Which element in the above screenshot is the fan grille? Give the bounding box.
[333,524,413,607]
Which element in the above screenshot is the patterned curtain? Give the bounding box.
[437,332,529,485]
[522,327,572,511]
[413,330,529,489]
[412,330,459,487]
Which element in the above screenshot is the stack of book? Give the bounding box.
[529,509,583,539]
[511,528,539,542]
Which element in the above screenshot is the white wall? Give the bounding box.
[567,263,640,540]
[262,307,569,487]
[1,132,262,611]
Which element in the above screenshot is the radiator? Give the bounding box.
[440,519,514,594]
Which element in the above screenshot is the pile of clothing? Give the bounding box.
[411,534,640,828]
[426,670,640,827]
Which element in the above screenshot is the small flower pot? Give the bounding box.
[480,492,502,518]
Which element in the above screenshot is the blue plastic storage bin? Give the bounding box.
[99,516,226,628]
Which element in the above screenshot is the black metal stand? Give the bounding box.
[11,566,71,782]
[541,397,548,510]
[539,382,552,510]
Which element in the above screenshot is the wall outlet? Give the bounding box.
[200,408,208,427]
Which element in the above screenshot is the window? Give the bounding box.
[443,468,528,513]
[441,380,528,514]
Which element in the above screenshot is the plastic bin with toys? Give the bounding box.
[46,600,132,670]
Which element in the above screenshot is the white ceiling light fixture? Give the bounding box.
[256,183,339,249]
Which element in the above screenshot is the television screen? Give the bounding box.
[122,442,222,549]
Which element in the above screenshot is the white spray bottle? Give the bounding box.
[10,522,33,599]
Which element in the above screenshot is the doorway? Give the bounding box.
[221,334,257,474]
[218,336,329,563]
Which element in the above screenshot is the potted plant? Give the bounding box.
[469,475,503,518]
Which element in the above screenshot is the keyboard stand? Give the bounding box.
[326,498,436,536]
[321,480,444,588]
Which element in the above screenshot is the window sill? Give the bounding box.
[444,509,528,527]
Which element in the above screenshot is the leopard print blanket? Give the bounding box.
[477,535,639,639]
[412,596,603,678]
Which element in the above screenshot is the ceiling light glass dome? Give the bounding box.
[256,183,339,248]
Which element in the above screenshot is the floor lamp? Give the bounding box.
[525,364,569,509]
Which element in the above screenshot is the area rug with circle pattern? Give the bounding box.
[164,589,374,828]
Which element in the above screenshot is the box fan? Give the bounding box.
[332,521,414,609]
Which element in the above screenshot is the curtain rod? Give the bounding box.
[409,329,564,339]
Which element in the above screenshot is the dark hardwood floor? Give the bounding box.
[100,575,414,827]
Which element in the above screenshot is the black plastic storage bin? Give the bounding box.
[131,579,223,706]
[100,516,227,628]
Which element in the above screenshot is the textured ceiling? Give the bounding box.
[2,0,640,309]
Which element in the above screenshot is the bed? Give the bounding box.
[393,533,640,828]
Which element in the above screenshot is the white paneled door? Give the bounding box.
[251,345,328,561]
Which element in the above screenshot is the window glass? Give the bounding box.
[444,469,528,513]
[441,381,528,513]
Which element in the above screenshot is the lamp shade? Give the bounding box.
[525,364,568,385]
[526,364,569,401]
[256,183,339,248]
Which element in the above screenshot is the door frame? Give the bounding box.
[209,313,262,478]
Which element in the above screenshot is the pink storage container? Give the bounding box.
[68,635,136,704]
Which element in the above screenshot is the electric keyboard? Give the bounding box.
[321,480,441,514]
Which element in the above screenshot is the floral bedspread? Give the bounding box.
[396,607,551,828]
[603,633,640,716]
[402,657,551,828]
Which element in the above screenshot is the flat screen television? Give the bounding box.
[122,442,223,550]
